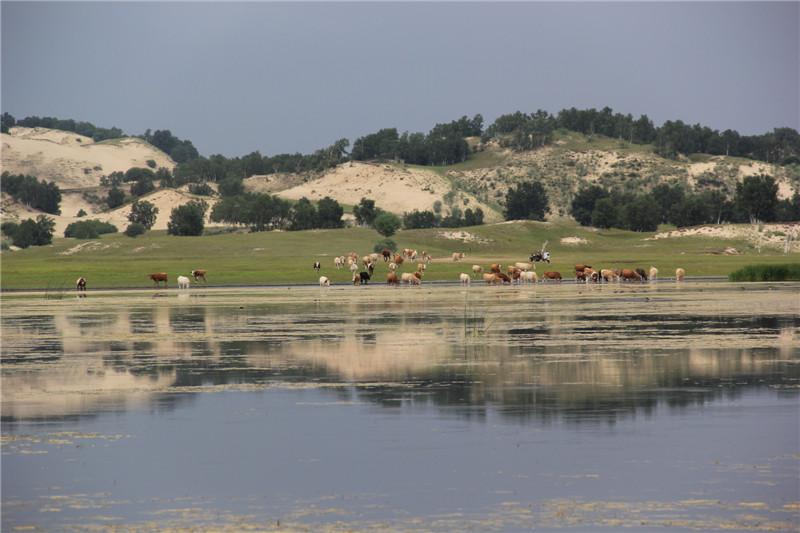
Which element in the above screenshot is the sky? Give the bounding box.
[2,1,798,158]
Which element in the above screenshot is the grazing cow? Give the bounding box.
[359,271,371,284]
[472,265,484,277]
[600,269,618,282]
[635,268,649,281]
[542,271,562,282]
[675,268,685,281]
[313,262,321,273]
[191,270,207,283]
[649,267,658,281]
[177,275,191,289]
[352,273,361,285]
[621,269,642,282]
[584,268,599,283]
[495,272,511,284]
[76,277,86,291]
[483,273,501,285]
[393,254,404,266]
[452,252,465,262]
[413,271,422,280]
[459,273,471,285]
[319,276,330,286]
[401,272,420,285]
[386,273,400,285]
[576,272,587,282]
[490,264,502,274]
[382,249,392,262]
[149,273,168,287]
[574,264,592,273]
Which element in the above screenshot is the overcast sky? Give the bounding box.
[2,1,798,158]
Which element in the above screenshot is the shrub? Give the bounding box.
[124,223,146,238]
[64,219,118,239]
[728,264,800,282]
[188,183,215,196]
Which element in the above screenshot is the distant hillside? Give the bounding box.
[2,126,798,236]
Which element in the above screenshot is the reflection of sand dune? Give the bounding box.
[1,360,176,420]
[2,285,797,420]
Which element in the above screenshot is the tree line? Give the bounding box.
[1,172,62,215]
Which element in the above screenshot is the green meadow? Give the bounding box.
[1,221,797,290]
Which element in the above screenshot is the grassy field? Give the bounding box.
[1,221,797,290]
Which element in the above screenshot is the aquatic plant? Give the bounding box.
[728,263,800,282]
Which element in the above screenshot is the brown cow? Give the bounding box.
[76,277,86,291]
[483,273,501,285]
[495,272,511,284]
[149,273,168,287]
[490,264,502,273]
[382,249,392,262]
[191,270,207,284]
[574,264,592,273]
[576,272,587,282]
[386,273,400,285]
[621,269,642,281]
[542,271,562,282]
[635,268,648,281]
[585,268,599,283]
[393,254,404,266]
[507,265,519,278]
[452,252,465,262]
[352,273,361,285]
[600,269,618,282]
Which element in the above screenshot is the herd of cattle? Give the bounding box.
[314,249,685,288]
[75,250,686,290]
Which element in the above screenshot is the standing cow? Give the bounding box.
[149,273,168,287]
[76,277,86,291]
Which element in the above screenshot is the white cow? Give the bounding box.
[459,273,471,285]
[177,275,191,289]
[319,276,330,286]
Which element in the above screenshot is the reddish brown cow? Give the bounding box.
[76,277,86,291]
[621,269,642,281]
[393,254,404,266]
[495,272,511,284]
[635,268,649,281]
[386,273,400,285]
[574,264,592,273]
[576,272,587,282]
[382,249,392,262]
[490,264,502,273]
[542,271,562,282]
[149,273,168,287]
[191,270,207,283]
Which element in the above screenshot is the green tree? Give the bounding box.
[130,177,155,197]
[315,197,344,229]
[107,187,125,209]
[504,181,549,221]
[403,210,440,229]
[570,185,609,226]
[218,177,245,197]
[620,195,661,232]
[735,174,779,223]
[353,197,381,227]
[128,200,159,229]
[289,198,317,231]
[591,198,618,229]
[13,215,55,248]
[167,200,207,236]
[463,207,484,226]
[373,212,402,237]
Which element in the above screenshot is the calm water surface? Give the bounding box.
[2,281,799,531]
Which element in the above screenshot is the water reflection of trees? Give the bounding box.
[2,288,798,423]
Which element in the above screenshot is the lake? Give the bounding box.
[2,281,799,532]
